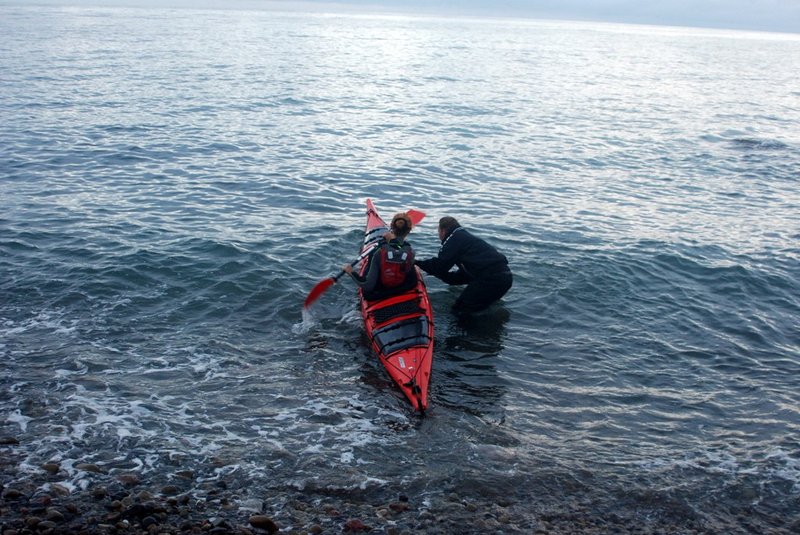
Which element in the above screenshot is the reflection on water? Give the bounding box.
[435,307,511,419]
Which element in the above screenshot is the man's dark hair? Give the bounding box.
[438,216,460,233]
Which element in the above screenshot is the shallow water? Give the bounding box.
[2,5,799,532]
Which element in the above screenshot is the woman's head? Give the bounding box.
[390,212,413,239]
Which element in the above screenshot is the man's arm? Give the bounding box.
[416,232,464,277]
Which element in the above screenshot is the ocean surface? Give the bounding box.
[2,4,799,533]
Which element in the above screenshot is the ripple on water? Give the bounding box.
[1,6,799,531]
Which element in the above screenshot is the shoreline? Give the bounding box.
[1,441,724,535]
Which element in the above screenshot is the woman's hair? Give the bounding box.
[390,212,413,238]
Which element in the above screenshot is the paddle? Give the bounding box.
[406,209,426,227]
[303,209,425,309]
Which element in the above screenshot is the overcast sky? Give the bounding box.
[300,0,800,34]
[15,0,800,34]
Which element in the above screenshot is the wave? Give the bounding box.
[730,137,792,151]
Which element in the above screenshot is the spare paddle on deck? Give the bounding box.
[303,208,425,309]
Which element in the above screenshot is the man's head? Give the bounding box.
[437,216,460,241]
[390,212,413,239]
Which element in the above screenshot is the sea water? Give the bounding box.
[1,4,799,533]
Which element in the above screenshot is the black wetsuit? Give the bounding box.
[416,226,512,315]
[348,238,417,301]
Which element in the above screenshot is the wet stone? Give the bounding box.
[2,489,24,500]
[211,456,234,467]
[161,485,179,496]
[124,501,159,519]
[50,483,71,496]
[239,498,263,513]
[118,473,140,486]
[41,463,60,474]
[389,502,410,513]
[45,507,65,522]
[75,463,103,473]
[344,518,368,532]
[213,518,232,529]
[248,514,279,533]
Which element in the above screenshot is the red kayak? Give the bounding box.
[357,199,434,412]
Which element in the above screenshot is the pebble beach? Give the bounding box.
[2,436,757,534]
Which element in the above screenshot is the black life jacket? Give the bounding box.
[379,241,414,288]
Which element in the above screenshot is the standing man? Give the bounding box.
[416,216,512,315]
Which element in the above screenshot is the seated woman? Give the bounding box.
[343,212,417,301]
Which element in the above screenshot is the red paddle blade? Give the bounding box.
[407,209,425,226]
[304,277,335,309]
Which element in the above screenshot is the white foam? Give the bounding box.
[293,309,318,334]
[765,447,800,492]
[358,476,388,489]
[43,480,77,493]
[704,450,739,474]
[239,499,264,513]
[1,333,411,500]
[339,309,362,325]
[632,446,800,496]
[9,382,28,394]
[6,409,31,432]
[1,310,76,336]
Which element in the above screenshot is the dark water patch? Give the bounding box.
[730,137,791,151]
[0,239,40,253]
[424,103,500,117]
